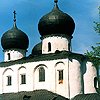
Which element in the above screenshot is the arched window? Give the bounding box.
[39,67,45,82]
[48,42,51,52]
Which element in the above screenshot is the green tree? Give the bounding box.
[94,6,100,34]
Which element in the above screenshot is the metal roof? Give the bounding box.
[0,90,68,100]
[72,93,100,100]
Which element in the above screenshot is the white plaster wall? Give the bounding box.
[18,61,57,92]
[28,59,83,99]
[0,58,88,99]
[0,59,68,95]
[55,61,69,98]
[4,49,26,61]
[1,65,21,93]
[84,61,97,94]
[18,66,27,91]
[34,64,49,90]
[2,68,15,93]
[0,68,4,94]
[29,61,55,91]
[69,59,83,98]
[42,36,70,54]
[32,59,69,98]
[24,63,34,91]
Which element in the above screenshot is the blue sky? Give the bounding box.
[0,0,100,62]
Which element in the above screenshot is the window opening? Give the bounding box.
[48,42,51,52]
[7,76,12,86]
[21,74,26,84]
[39,67,45,82]
[58,70,63,84]
[8,53,10,60]
[94,77,98,88]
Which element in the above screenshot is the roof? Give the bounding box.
[0,90,68,100]
[1,23,29,50]
[1,90,100,100]
[32,42,42,55]
[72,93,100,100]
[0,51,85,67]
[38,0,75,37]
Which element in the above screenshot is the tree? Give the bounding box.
[94,6,100,34]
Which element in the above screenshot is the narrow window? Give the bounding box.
[58,70,63,84]
[7,76,12,86]
[39,67,45,82]
[8,53,10,60]
[48,42,51,52]
[21,74,26,84]
[94,77,98,88]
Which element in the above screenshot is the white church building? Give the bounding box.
[0,0,100,100]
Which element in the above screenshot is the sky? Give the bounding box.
[0,0,100,62]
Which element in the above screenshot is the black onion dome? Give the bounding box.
[32,42,42,55]
[38,1,75,37]
[1,23,29,50]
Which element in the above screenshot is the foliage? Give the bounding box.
[86,46,100,58]
[94,21,100,34]
[94,6,100,34]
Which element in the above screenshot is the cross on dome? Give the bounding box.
[13,10,16,22]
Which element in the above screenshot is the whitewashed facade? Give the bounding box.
[0,56,97,98]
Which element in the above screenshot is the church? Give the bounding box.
[0,0,100,100]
